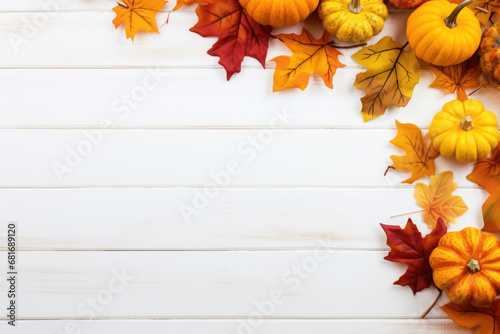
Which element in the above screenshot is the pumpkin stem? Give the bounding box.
[461,116,474,131]
[467,258,480,273]
[421,288,442,318]
[444,0,474,28]
[348,0,363,14]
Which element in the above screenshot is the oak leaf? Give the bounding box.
[468,0,500,26]
[381,218,447,294]
[388,121,440,184]
[442,300,500,333]
[483,190,500,232]
[190,0,272,80]
[467,144,500,194]
[353,37,421,122]
[173,0,217,11]
[415,171,469,228]
[429,57,481,101]
[271,29,345,92]
[113,0,168,41]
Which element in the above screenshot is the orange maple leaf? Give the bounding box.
[468,0,500,26]
[113,0,168,41]
[467,144,500,194]
[483,190,500,232]
[353,37,421,122]
[388,121,440,184]
[414,171,469,228]
[429,57,481,101]
[173,0,217,11]
[270,29,345,92]
[442,300,500,333]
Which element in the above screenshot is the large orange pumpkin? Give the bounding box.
[240,0,319,27]
[430,227,500,307]
[406,0,481,66]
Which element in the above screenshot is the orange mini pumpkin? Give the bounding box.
[406,0,481,66]
[430,227,500,307]
[239,0,319,27]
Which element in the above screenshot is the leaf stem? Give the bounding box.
[421,288,442,318]
[469,85,483,96]
[390,210,426,218]
[384,166,395,176]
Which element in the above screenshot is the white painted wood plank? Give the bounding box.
[0,129,479,186]
[0,12,409,68]
[0,250,452,318]
[3,319,470,334]
[0,0,181,12]
[1,68,499,128]
[0,188,486,251]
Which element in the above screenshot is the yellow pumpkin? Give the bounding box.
[318,0,388,43]
[430,227,500,307]
[406,0,481,66]
[239,0,319,27]
[429,99,499,164]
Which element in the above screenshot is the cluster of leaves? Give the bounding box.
[110,0,499,123]
[381,172,467,291]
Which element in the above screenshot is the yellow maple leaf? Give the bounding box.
[353,36,421,122]
[389,120,440,184]
[429,57,481,101]
[468,0,500,25]
[271,29,345,92]
[113,0,168,41]
[414,171,469,228]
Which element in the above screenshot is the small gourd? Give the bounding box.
[430,227,500,307]
[239,0,319,27]
[478,23,500,82]
[429,99,499,164]
[318,0,388,43]
[406,0,481,66]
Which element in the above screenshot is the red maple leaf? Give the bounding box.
[381,218,447,294]
[190,0,272,80]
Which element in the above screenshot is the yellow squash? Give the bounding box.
[429,99,499,163]
[406,0,481,66]
[239,0,319,27]
[318,0,388,43]
[430,227,500,307]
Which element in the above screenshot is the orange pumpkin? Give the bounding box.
[430,227,500,307]
[239,0,319,27]
[406,0,481,66]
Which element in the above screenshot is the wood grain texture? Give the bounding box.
[0,251,452,319]
[3,319,471,334]
[0,68,499,129]
[0,12,408,68]
[0,129,480,187]
[0,188,486,251]
[0,4,493,333]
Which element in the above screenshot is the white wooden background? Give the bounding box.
[0,0,498,333]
